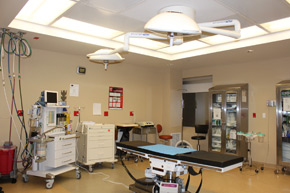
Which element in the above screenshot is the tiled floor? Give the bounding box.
[0,160,289,193]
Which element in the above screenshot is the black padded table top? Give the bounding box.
[117,141,243,168]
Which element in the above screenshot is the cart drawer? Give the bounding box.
[87,139,113,148]
[87,147,114,160]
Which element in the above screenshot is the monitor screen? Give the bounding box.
[47,92,58,103]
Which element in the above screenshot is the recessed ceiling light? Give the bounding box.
[240,26,268,39]
[199,35,235,45]
[52,17,123,39]
[15,0,76,25]
[113,35,168,50]
[286,0,290,4]
[158,40,208,54]
[260,17,290,32]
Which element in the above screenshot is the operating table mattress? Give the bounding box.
[117,141,243,168]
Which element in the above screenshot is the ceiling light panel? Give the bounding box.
[52,17,123,39]
[200,35,235,45]
[15,0,76,25]
[260,17,290,32]
[113,35,168,50]
[158,40,208,54]
[240,26,268,39]
[286,0,290,4]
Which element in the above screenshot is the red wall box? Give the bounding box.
[0,146,16,175]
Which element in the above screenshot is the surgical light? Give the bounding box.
[144,6,201,46]
[87,49,124,70]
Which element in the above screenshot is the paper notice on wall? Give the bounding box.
[93,103,101,115]
[70,84,79,97]
[213,108,222,120]
[283,98,290,111]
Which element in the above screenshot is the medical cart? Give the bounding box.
[76,123,116,172]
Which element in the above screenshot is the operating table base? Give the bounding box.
[129,178,154,193]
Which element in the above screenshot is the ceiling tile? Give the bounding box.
[119,0,235,23]
[216,0,290,23]
[79,0,145,14]
[64,3,145,32]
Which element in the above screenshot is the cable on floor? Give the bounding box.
[75,163,129,189]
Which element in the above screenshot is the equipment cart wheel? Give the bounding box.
[112,163,114,169]
[239,167,242,171]
[261,167,264,171]
[45,179,54,189]
[274,169,279,174]
[76,170,81,179]
[255,169,259,173]
[11,178,17,184]
[22,174,29,183]
[89,165,94,173]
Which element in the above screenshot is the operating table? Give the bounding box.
[117,141,243,193]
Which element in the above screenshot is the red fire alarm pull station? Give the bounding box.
[74,111,79,116]
[253,113,256,118]
[104,111,109,116]
[130,111,134,116]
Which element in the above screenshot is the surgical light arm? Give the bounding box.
[110,19,241,54]
[198,19,241,39]
[109,32,167,54]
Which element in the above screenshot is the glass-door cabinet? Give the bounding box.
[209,84,248,158]
[276,80,290,172]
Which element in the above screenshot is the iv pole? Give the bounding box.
[176,89,193,148]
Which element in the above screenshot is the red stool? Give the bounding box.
[156,124,172,145]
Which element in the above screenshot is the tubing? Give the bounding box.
[0,29,32,169]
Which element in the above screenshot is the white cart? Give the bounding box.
[23,134,81,189]
[76,123,117,172]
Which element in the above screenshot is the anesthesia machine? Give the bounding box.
[22,90,80,189]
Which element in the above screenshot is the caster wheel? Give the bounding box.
[140,159,144,162]
[11,178,17,184]
[22,174,29,183]
[134,159,138,163]
[89,166,93,173]
[255,169,259,173]
[261,167,264,171]
[240,167,242,171]
[282,167,287,172]
[274,169,279,174]
[112,163,114,169]
[76,171,81,179]
[45,179,54,189]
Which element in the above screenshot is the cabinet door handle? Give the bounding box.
[63,143,72,146]
[63,159,72,163]
[62,151,72,155]
[63,136,79,140]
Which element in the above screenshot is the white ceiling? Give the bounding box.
[1,0,290,69]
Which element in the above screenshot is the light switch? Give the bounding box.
[262,113,266,118]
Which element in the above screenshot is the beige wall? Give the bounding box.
[181,56,290,165]
[2,45,289,166]
[0,48,169,150]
